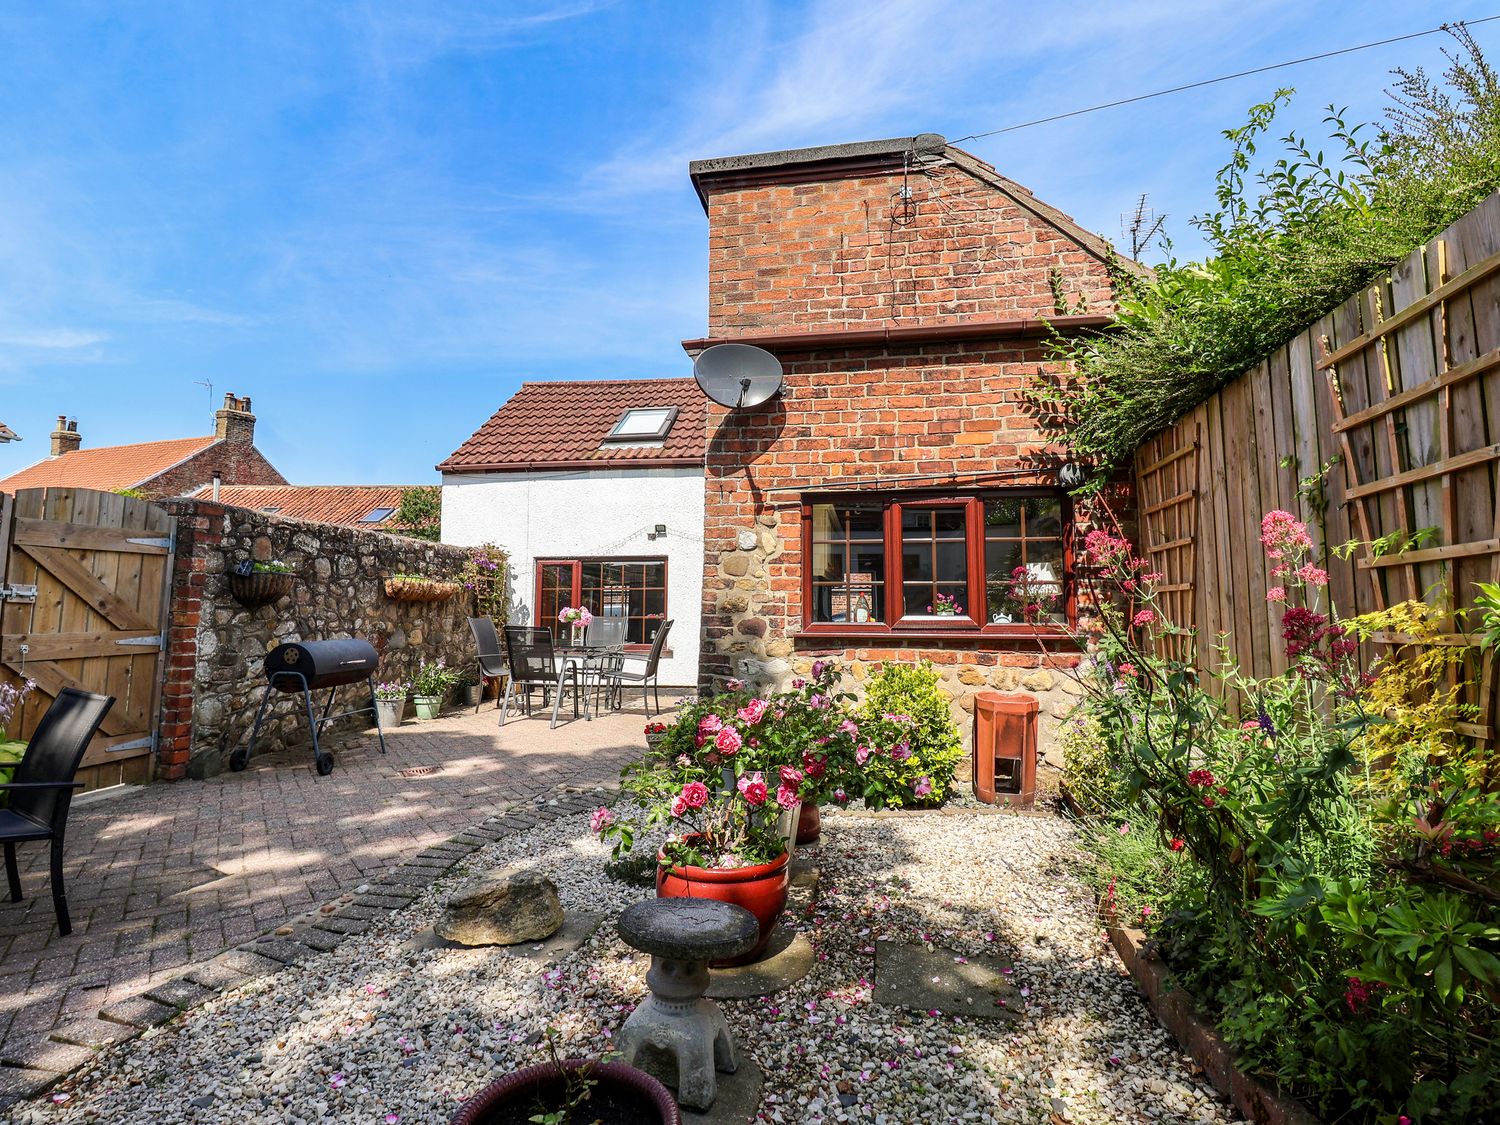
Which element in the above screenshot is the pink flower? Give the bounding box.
[839,719,858,736]
[715,726,743,755]
[1266,586,1286,602]
[681,782,709,810]
[855,744,872,766]
[779,765,804,787]
[669,795,689,817]
[1295,563,1329,587]
[590,807,614,833]
[1260,510,1313,559]
[1132,608,1156,627]
[739,778,768,807]
[1117,662,1137,678]
[802,753,827,779]
[737,698,770,725]
[775,784,800,809]
[698,713,723,734]
[890,742,912,761]
[833,788,847,803]
[913,777,933,798]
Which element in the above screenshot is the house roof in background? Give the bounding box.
[0,422,19,443]
[199,484,409,527]
[439,378,707,473]
[0,435,218,493]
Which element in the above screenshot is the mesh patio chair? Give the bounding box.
[616,619,673,717]
[468,616,507,713]
[500,626,580,728]
[582,617,629,714]
[1,688,115,937]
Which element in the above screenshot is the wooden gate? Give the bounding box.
[0,487,175,790]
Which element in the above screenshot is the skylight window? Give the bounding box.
[604,407,678,443]
[362,507,396,523]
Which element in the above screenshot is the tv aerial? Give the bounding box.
[693,343,784,409]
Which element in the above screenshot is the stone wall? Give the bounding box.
[156,499,474,779]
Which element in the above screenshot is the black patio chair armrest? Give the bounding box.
[0,781,85,791]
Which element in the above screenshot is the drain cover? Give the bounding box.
[399,765,441,778]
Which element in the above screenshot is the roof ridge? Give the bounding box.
[517,376,695,388]
[58,433,217,453]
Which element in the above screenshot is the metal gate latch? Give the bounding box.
[0,584,37,603]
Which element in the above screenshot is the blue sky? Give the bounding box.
[0,1,1495,484]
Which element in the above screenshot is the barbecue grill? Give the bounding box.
[231,638,387,775]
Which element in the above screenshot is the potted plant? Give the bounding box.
[598,663,860,962]
[928,591,963,616]
[411,658,456,720]
[227,559,296,608]
[384,573,463,602]
[644,720,669,753]
[452,1030,680,1125]
[372,681,408,728]
[557,605,593,647]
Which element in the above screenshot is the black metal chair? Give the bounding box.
[468,616,507,713]
[581,617,629,714]
[616,619,673,717]
[500,626,580,727]
[1,688,114,937]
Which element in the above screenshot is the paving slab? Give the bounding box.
[706,927,816,999]
[679,1059,764,1125]
[872,942,1023,1020]
[403,912,605,962]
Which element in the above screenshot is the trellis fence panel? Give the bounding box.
[1133,190,1500,744]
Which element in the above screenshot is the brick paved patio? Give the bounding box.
[0,703,648,1059]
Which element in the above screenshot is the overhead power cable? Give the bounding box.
[951,15,1500,143]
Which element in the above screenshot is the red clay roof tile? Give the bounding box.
[0,436,219,493]
[438,378,706,473]
[196,484,411,528]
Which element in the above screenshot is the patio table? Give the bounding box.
[551,644,625,726]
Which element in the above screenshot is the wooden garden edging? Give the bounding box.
[1105,917,1322,1125]
[1133,189,1500,743]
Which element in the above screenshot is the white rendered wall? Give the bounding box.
[441,467,705,687]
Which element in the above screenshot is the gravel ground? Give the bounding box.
[11,807,1240,1125]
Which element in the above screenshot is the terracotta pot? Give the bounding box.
[657,837,790,966]
[795,800,821,845]
[451,1059,680,1125]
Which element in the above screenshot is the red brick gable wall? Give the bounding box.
[704,163,1115,335]
[697,153,1127,767]
[142,442,287,501]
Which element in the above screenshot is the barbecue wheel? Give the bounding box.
[229,747,250,772]
[315,753,334,776]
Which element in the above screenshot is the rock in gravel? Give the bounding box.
[434,869,563,946]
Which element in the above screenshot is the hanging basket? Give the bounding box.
[383,576,462,603]
[227,569,295,608]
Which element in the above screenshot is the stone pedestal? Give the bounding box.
[615,898,759,1111]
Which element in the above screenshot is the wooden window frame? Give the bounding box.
[798,490,1075,641]
[533,556,670,652]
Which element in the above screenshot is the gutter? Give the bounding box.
[681,313,1113,355]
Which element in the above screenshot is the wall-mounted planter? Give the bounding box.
[227,569,295,608]
[384,576,462,603]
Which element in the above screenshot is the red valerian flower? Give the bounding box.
[1132,608,1157,627]
[1187,769,1216,788]
[1169,837,1185,852]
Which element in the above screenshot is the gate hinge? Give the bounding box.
[0,584,37,604]
[116,634,164,647]
[126,537,172,550]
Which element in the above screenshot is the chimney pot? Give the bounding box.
[50,416,82,457]
[214,391,257,445]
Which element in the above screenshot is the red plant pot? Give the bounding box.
[451,1059,681,1125]
[656,837,790,966]
[795,800,821,845]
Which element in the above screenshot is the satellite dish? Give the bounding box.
[693,343,784,409]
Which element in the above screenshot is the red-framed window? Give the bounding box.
[800,491,1074,637]
[534,558,668,647]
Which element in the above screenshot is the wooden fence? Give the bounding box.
[0,487,175,789]
[1134,189,1500,744]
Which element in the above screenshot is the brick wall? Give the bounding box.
[706,162,1115,335]
[156,499,473,780]
[697,148,1126,760]
[142,441,287,501]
